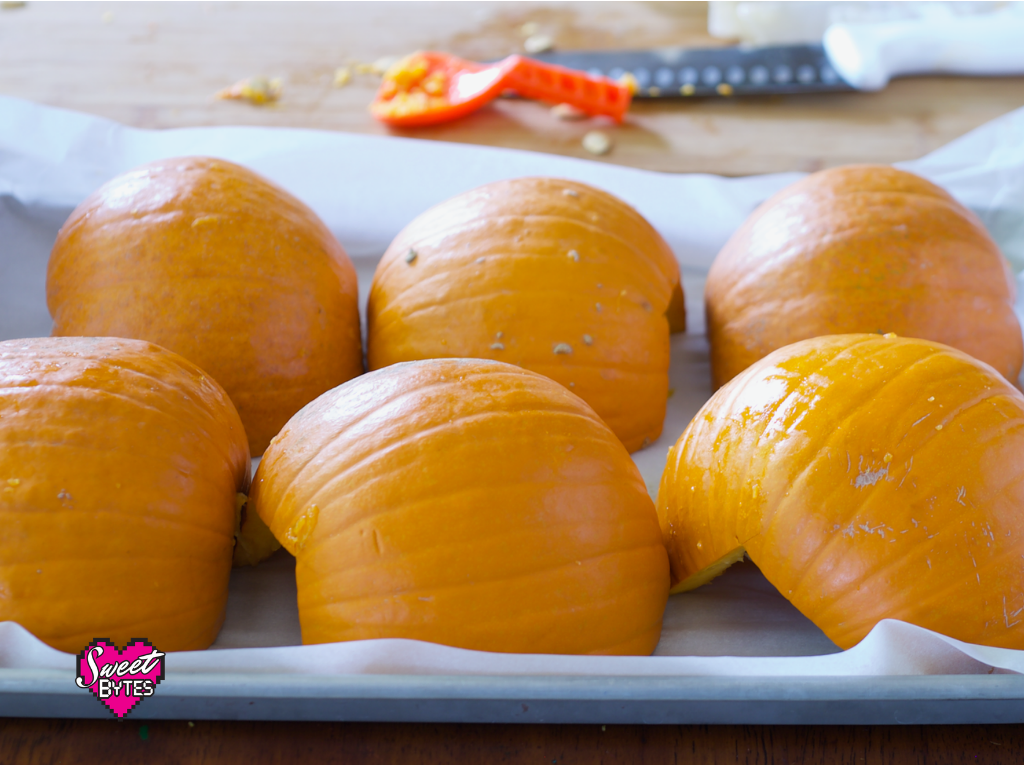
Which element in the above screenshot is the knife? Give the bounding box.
[527,7,1024,98]
[529,44,850,98]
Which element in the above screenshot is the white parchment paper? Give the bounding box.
[2,93,1024,678]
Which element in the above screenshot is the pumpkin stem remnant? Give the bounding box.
[404,248,418,264]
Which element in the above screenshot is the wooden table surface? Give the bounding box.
[4,1,1024,763]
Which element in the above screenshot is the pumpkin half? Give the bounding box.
[705,165,1022,389]
[658,333,1024,650]
[252,358,670,654]
[0,337,250,653]
[366,177,685,452]
[47,156,363,459]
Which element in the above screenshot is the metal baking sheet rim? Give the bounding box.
[3,670,1023,724]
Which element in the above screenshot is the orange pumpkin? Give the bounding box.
[0,337,250,653]
[47,156,363,458]
[251,358,670,654]
[657,333,1024,650]
[366,177,685,453]
[705,165,1022,389]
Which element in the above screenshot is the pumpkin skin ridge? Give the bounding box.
[0,507,237,545]
[735,345,974,568]
[762,345,950,506]
[41,600,227,651]
[0,337,249,651]
[274,407,625,542]
[807,525,1024,649]
[660,333,1024,650]
[373,347,669,376]
[660,334,933,583]
[371,179,680,294]
[371,282,666,338]
[705,167,1020,389]
[709,289,1023,387]
[9,383,247,488]
[709,223,1009,326]
[303,500,657,581]
[830,535,1024,649]
[0,350,249,489]
[47,157,364,458]
[264,364,602,520]
[776,395,1024,640]
[306,542,669,605]
[370,253,670,338]
[374,214,674,301]
[7,346,250,476]
[255,357,668,655]
[299,548,667,654]
[267,391,602,517]
[367,178,681,451]
[782,389,1024,604]
[715,274,1017,331]
[370,321,669,378]
[655,333,905,581]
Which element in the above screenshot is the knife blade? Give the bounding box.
[527,6,1024,99]
[528,44,853,98]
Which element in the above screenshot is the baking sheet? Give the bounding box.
[3,94,1024,722]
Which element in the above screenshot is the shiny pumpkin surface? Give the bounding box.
[252,358,670,654]
[0,337,250,653]
[47,156,363,458]
[366,177,685,453]
[705,165,1022,389]
[658,333,1024,650]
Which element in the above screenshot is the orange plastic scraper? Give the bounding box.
[370,51,633,128]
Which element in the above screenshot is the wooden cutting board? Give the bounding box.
[2,1,1023,175]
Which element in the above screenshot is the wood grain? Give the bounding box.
[2,718,1024,763]
[2,1,1022,175]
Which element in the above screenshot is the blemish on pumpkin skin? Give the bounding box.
[286,504,319,550]
[853,456,888,488]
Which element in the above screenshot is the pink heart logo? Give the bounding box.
[75,639,166,718]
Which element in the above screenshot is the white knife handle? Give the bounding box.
[823,10,1024,91]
